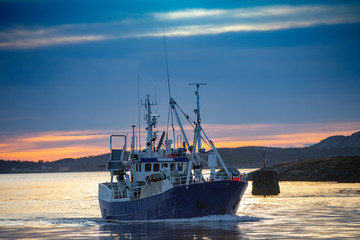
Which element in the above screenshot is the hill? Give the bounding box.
[217,145,360,168]
[0,154,109,173]
[271,156,360,182]
[217,131,360,168]
[309,131,360,149]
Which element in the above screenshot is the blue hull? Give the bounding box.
[99,180,247,221]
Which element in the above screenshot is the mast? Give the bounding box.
[189,83,206,152]
[137,74,141,151]
[188,83,231,178]
[143,94,158,157]
[131,124,136,153]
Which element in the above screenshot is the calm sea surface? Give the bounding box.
[0,171,359,239]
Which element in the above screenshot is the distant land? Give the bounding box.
[221,131,360,168]
[271,155,360,183]
[1,131,359,174]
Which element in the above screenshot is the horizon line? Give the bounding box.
[0,123,358,162]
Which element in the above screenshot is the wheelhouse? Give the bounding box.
[130,157,188,183]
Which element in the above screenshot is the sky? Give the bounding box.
[0,0,360,161]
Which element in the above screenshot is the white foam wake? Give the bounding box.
[117,214,261,223]
[164,214,261,223]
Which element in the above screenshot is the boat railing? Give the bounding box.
[202,172,248,182]
[214,172,230,181]
[111,184,142,200]
[129,186,142,200]
[172,175,189,187]
[171,172,248,187]
[113,185,128,199]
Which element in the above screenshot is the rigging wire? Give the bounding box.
[173,103,192,143]
[174,102,195,127]
[173,101,211,149]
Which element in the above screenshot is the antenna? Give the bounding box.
[163,29,175,147]
[137,74,141,150]
[163,30,172,99]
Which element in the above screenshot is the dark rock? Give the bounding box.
[252,169,280,195]
[272,156,360,182]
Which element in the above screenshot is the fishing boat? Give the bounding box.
[98,83,248,221]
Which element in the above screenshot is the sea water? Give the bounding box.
[0,172,359,239]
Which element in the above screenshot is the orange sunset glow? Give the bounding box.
[211,131,357,149]
[0,122,358,162]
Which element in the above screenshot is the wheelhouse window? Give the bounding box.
[145,163,151,172]
[153,163,160,172]
[161,163,168,169]
[170,163,175,170]
[178,163,183,171]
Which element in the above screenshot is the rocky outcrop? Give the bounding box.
[252,169,280,195]
[272,156,360,183]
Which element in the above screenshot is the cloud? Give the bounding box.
[0,4,359,49]
[0,122,358,161]
[0,26,108,48]
[143,5,360,37]
[152,8,228,20]
[151,5,359,21]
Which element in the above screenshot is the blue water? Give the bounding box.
[0,172,359,239]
